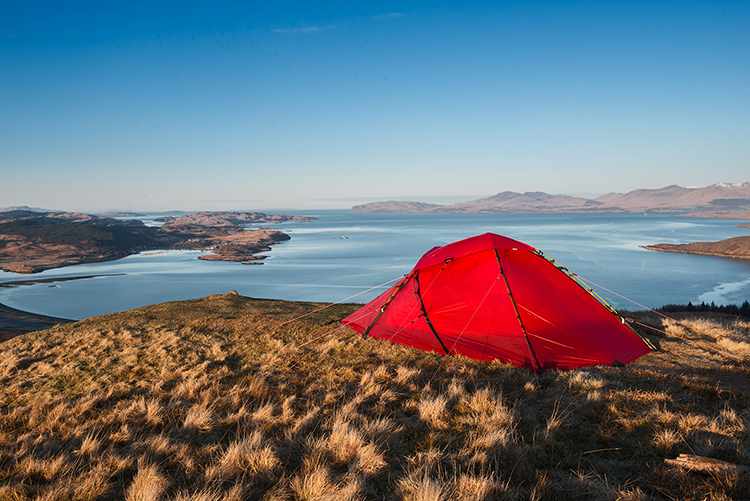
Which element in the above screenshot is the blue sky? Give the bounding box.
[1,1,748,212]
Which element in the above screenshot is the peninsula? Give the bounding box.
[642,236,750,260]
[0,210,313,274]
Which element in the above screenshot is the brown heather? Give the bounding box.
[1,292,749,500]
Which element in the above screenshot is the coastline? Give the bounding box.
[641,246,750,260]
[0,211,311,274]
[641,236,750,261]
[3,212,749,322]
[0,301,74,342]
[674,211,750,220]
[0,274,125,289]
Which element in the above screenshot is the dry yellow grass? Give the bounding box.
[1,292,749,500]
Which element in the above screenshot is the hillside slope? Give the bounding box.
[1,293,749,500]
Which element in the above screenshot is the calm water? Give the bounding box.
[1,211,749,320]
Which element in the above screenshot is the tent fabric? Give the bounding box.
[341,233,651,372]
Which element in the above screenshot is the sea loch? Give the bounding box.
[1,211,749,320]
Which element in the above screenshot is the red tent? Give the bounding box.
[341,233,652,372]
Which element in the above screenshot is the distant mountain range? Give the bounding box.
[351,183,750,213]
[0,205,49,213]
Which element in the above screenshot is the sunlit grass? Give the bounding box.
[1,292,749,499]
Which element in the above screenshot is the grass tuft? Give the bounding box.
[125,462,168,501]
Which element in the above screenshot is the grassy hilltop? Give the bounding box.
[1,293,749,500]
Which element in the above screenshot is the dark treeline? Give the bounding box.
[658,300,750,319]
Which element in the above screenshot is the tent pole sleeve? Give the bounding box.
[495,250,543,374]
[362,273,413,337]
[414,271,452,356]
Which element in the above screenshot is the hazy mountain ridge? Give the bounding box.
[155,211,313,226]
[348,201,442,213]
[445,191,604,213]
[352,183,750,213]
[0,206,49,213]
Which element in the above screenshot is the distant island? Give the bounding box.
[154,211,310,226]
[352,182,750,214]
[0,210,314,274]
[97,211,145,217]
